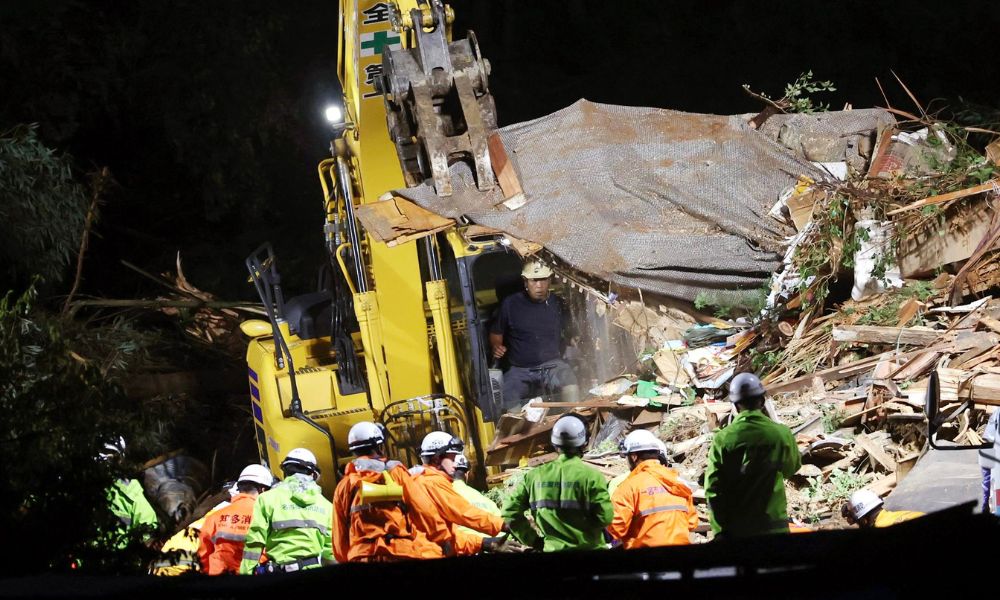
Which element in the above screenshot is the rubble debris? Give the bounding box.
[473,97,999,535]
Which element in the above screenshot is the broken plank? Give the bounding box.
[979,315,1000,334]
[856,434,897,473]
[529,399,619,409]
[527,452,559,468]
[867,475,897,498]
[887,178,1000,215]
[891,351,941,381]
[831,325,947,345]
[487,132,524,205]
[766,344,953,395]
[905,368,1000,406]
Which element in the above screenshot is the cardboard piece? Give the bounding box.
[357,195,454,246]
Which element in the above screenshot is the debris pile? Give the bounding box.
[484,99,1000,531]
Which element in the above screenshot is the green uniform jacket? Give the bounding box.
[107,478,158,545]
[501,454,613,552]
[238,474,333,574]
[704,409,801,537]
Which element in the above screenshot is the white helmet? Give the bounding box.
[420,431,465,457]
[655,439,669,462]
[98,436,126,461]
[551,414,588,448]
[348,421,385,452]
[237,464,274,488]
[729,372,766,404]
[453,453,470,471]
[521,260,553,279]
[620,429,661,455]
[847,489,883,520]
[281,447,320,475]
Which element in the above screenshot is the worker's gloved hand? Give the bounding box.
[480,535,505,552]
[481,534,531,554]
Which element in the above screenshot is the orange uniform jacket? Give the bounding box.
[608,460,698,549]
[411,465,505,555]
[332,457,451,563]
[198,494,256,574]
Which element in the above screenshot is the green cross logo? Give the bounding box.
[360,30,401,57]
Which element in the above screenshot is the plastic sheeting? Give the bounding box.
[395,100,890,303]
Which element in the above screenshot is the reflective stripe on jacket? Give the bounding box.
[332,457,448,563]
[874,509,924,527]
[238,474,333,574]
[199,494,256,575]
[704,409,801,538]
[609,460,698,548]
[412,465,504,555]
[107,478,159,545]
[501,453,613,552]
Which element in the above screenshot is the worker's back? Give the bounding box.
[198,494,254,575]
[609,460,697,548]
[704,409,800,538]
[332,458,445,562]
[502,454,613,552]
[239,474,332,573]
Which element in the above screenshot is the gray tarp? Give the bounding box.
[395,100,892,303]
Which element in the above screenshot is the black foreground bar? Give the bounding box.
[3,503,995,599]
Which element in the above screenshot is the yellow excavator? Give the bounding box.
[240,0,523,495]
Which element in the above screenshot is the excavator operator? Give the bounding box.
[489,260,580,411]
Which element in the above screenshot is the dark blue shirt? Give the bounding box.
[490,291,565,368]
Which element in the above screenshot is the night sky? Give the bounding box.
[2,0,997,301]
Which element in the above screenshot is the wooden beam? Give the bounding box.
[766,344,953,395]
[856,434,897,473]
[887,179,1000,216]
[831,325,948,345]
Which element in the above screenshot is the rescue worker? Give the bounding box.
[410,431,506,554]
[489,260,579,410]
[502,414,614,551]
[199,464,273,575]
[332,422,454,562]
[608,429,698,548]
[842,489,924,528]
[101,437,159,546]
[704,372,801,539]
[238,449,333,574]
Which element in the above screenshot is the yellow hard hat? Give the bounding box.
[521,260,552,279]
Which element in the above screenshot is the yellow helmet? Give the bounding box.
[521,260,552,279]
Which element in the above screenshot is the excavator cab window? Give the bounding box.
[435,236,522,421]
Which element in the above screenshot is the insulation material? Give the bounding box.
[396,100,888,302]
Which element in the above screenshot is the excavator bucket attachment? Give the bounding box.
[381,0,497,196]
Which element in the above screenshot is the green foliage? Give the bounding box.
[746,71,837,115]
[821,405,847,434]
[855,281,936,327]
[0,284,158,574]
[0,125,87,287]
[782,71,837,113]
[750,348,784,373]
[826,469,867,503]
[805,468,866,504]
[485,467,529,508]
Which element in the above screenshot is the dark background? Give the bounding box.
[2,0,997,301]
